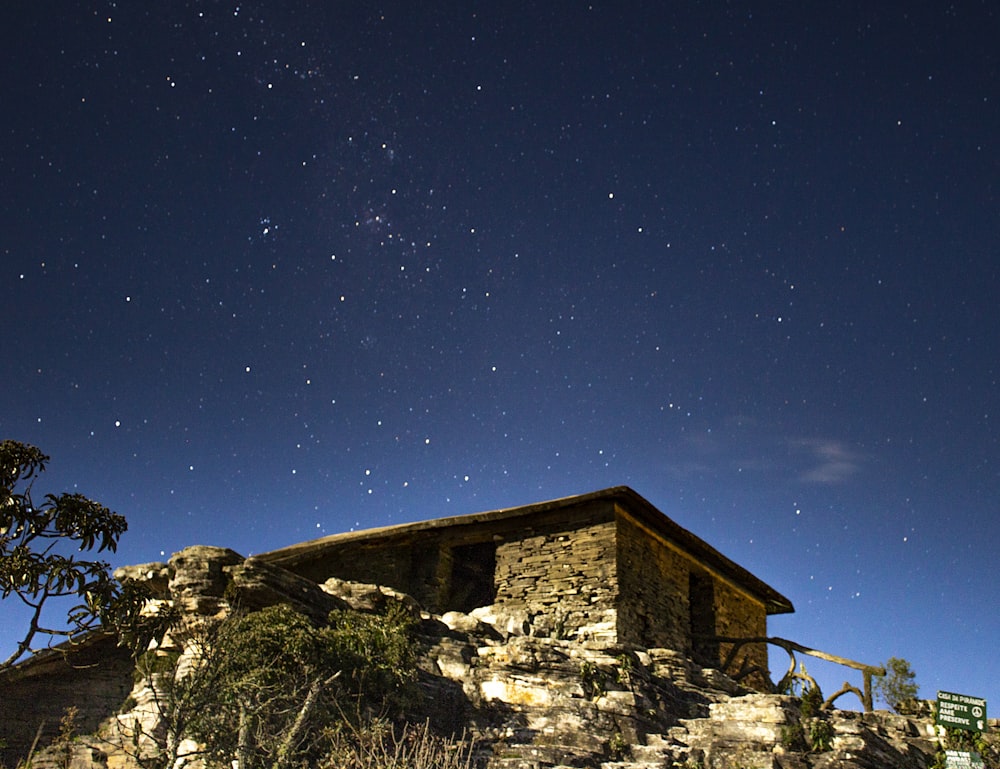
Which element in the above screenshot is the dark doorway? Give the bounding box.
[445,541,497,613]
[689,570,719,667]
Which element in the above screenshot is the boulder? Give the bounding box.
[113,562,170,598]
[225,556,348,622]
[167,546,244,615]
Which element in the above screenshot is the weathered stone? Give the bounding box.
[0,634,134,769]
[113,562,170,598]
[167,545,244,615]
[471,604,532,638]
[225,555,348,621]
[319,576,422,616]
[27,737,110,769]
[431,638,475,681]
[441,609,489,634]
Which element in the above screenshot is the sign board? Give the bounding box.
[944,750,984,769]
[937,691,988,732]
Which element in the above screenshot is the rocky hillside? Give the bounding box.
[9,546,995,769]
[409,613,948,768]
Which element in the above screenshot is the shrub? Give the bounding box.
[779,724,806,751]
[800,684,824,719]
[872,657,919,713]
[109,602,421,769]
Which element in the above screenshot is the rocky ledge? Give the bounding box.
[15,546,994,769]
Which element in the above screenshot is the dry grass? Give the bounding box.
[322,720,483,769]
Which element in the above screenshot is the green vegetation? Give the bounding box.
[579,660,605,698]
[799,683,823,718]
[51,707,81,769]
[872,656,919,713]
[608,731,628,759]
[779,716,834,754]
[0,440,157,670]
[614,653,634,685]
[110,602,442,769]
[779,683,834,755]
[579,654,635,699]
[193,605,413,768]
[932,726,1000,769]
[778,660,820,699]
[808,720,834,752]
[779,723,806,751]
[322,720,479,768]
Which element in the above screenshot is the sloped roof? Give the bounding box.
[0,630,125,683]
[258,486,794,615]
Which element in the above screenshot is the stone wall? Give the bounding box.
[282,538,445,611]
[615,509,769,686]
[615,509,692,651]
[493,503,618,640]
[277,499,624,635]
[712,577,769,689]
[0,635,134,768]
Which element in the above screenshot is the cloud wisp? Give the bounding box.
[792,439,864,484]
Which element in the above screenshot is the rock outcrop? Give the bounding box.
[5,545,993,769]
[407,611,948,769]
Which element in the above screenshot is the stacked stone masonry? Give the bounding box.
[615,509,769,683]
[494,514,618,641]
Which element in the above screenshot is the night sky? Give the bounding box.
[3,2,998,709]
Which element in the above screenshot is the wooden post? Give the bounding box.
[709,635,885,711]
[863,668,874,712]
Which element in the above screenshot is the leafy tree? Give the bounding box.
[0,439,150,669]
[872,656,919,713]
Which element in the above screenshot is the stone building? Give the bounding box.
[258,486,793,675]
[0,486,797,767]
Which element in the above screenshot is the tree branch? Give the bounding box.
[273,671,341,769]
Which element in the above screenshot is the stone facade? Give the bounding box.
[615,509,769,689]
[258,487,792,675]
[492,503,619,641]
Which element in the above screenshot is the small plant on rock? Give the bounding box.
[51,707,80,769]
[579,660,606,698]
[615,653,634,686]
[809,720,835,753]
[608,732,628,760]
[779,724,807,752]
[800,683,824,719]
